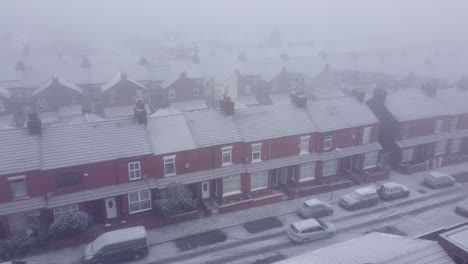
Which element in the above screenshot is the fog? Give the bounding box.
[2,0,468,53]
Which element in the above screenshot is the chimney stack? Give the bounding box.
[81,57,90,68]
[121,72,128,81]
[372,88,387,105]
[15,61,25,72]
[192,53,200,64]
[27,109,42,135]
[351,88,366,102]
[421,83,437,97]
[134,100,147,125]
[219,96,235,116]
[290,91,307,108]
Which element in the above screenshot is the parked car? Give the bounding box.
[340,187,379,210]
[83,226,148,264]
[423,171,456,189]
[287,218,336,243]
[456,198,468,217]
[378,182,410,200]
[298,199,333,218]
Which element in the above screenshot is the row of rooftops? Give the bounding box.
[0,95,378,176]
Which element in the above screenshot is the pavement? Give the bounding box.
[22,162,468,264]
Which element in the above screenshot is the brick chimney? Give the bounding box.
[372,88,387,105]
[134,100,147,125]
[219,96,235,116]
[421,83,437,97]
[27,109,41,135]
[351,88,366,102]
[290,91,307,108]
[121,72,128,81]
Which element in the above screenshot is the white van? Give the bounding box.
[84,226,149,264]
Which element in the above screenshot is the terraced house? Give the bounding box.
[0,95,387,239]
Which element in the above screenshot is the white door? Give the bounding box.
[105,197,117,219]
[201,181,210,199]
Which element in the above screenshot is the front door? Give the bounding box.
[201,181,210,199]
[105,197,117,219]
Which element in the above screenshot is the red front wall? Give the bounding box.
[35,84,83,110]
[104,81,147,107]
[396,116,452,140]
[164,76,204,103]
[317,124,380,152]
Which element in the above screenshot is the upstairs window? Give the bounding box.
[56,172,83,188]
[193,88,200,97]
[9,177,27,198]
[451,118,458,132]
[106,91,116,104]
[169,90,176,99]
[163,155,176,176]
[299,136,310,154]
[37,97,48,109]
[323,135,333,151]
[362,127,372,144]
[435,120,444,134]
[222,146,233,166]
[401,124,410,139]
[128,161,141,180]
[252,143,262,162]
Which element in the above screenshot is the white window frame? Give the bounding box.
[128,190,152,214]
[323,135,333,151]
[163,155,176,176]
[434,140,447,155]
[128,161,142,181]
[322,159,337,177]
[251,143,262,162]
[402,147,414,163]
[299,136,310,154]
[435,120,444,134]
[250,171,268,191]
[193,87,200,97]
[223,175,241,196]
[169,89,176,99]
[53,204,79,219]
[222,146,233,166]
[450,118,458,132]
[362,127,372,144]
[401,124,409,139]
[451,138,462,153]
[363,151,379,169]
[299,162,316,182]
[0,100,5,112]
[8,176,27,198]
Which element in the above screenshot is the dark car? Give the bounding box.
[298,199,333,218]
[423,172,455,189]
[340,187,379,211]
[378,182,410,200]
[456,198,468,217]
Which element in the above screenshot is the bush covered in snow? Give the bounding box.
[48,211,88,240]
[0,231,48,261]
[154,183,195,216]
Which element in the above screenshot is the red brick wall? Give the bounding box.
[115,155,156,183]
[104,80,147,107]
[214,143,245,167]
[153,148,213,177]
[396,116,452,140]
[165,75,204,103]
[34,83,83,110]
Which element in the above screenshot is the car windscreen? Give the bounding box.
[317,219,328,228]
[290,224,300,233]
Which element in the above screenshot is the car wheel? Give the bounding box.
[133,252,144,260]
[327,209,333,216]
[327,232,334,238]
[349,205,356,211]
[404,191,410,197]
[302,238,310,244]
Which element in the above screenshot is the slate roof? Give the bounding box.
[32,76,83,97]
[385,89,450,122]
[147,115,196,155]
[40,118,152,170]
[276,232,453,264]
[234,104,318,142]
[0,128,41,176]
[185,110,243,148]
[306,96,379,132]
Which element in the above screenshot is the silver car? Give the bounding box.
[287,218,336,243]
[298,199,333,218]
[423,171,455,189]
[340,186,379,210]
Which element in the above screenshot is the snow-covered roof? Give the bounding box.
[276,232,452,264]
[100,72,147,93]
[236,96,260,107]
[304,199,326,207]
[150,108,181,117]
[354,186,377,195]
[104,104,151,119]
[385,88,450,122]
[0,87,11,98]
[58,105,82,116]
[147,115,196,155]
[97,226,147,247]
[292,219,321,230]
[0,128,41,176]
[269,93,291,105]
[440,224,468,253]
[306,96,379,133]
[32,76,83,97]
[170,100,209,112]
[436,88,468,115]
[234,104,318,142]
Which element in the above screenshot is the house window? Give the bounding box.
[323,135,333,151]
[128,190,151,214]
[451,118,458,132]
[299,136,310,154]
[128,161,141,180]
[193,88,200,97]
[9,177,27,198]
[252,143,262,162]
[435,120,444,134]
[223,175,241,196]
[434,140,447,155]
[299,162,316,182]
[56,172,83,188]
[169,90,176,99]
[0,100,5,112]
[106,91,116,104]
[53,204,79,219]
[163,155,176,176]
[401,124,409,139]
[250,171,268,191]
[363,151,379,169]
[222,146,233,166]
[402,148,414,162]
[322,159,337,177]
[451,138,462,153]
[37,97,48,108]
[362,127,372,144]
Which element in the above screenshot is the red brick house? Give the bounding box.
[32,76,84,111]
[367,87,468,174]
[100,72,148,107]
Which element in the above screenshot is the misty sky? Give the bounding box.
[1,0,468,51]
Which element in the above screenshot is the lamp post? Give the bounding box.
[330,148,341,201]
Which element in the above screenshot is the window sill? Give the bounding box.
[299,151,309,155]
[251,159,262,163]
[164,173,176,177]
[221,162,233,167]
[250,186,268,192]
[363,165,377,170]
[299,177,315,183]
[222,190,242,197]
[129,207,152,215]
[129,177,142,181]
[12,196,30,202]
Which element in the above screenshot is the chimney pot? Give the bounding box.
[27,109,42,135]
